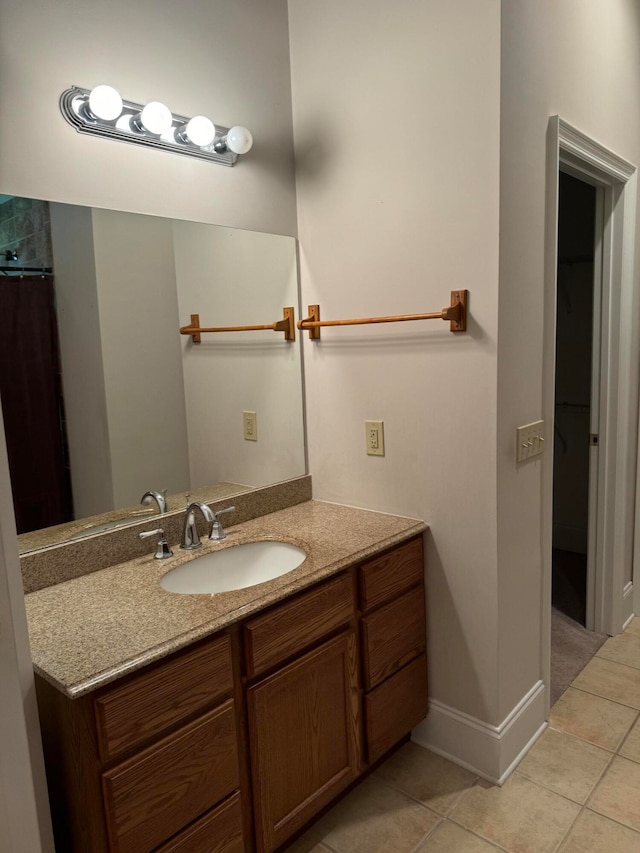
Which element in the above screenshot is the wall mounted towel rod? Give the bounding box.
[298,290,468,340]
[180,307,296,343]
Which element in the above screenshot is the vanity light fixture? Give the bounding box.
[60,85,253,166]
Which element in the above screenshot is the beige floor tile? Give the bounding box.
[571,656,640,709]
[414,820,504,852]
[450,774,580,853]
[588,755,640,831]
[558,809,640,853]
[549,687,638,751]
[626,617,640,638]
[597,632,640,671]
[621,717,640,764]
[302,776,440,853]
[515,728,611,803]
[285,840,336,853]
[374,742,478,815]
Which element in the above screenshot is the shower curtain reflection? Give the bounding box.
[0,274,73,532]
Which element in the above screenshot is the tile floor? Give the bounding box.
[286,616,640,853]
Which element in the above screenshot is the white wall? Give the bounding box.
[92,209,190,507]
[289,0,502,724]
[50,203,114,517]
[174,222,305,488]
[497,0,640,720]
[0,413,54,852]
[0,0,296,237]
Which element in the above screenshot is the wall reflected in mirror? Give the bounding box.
[0,196,306,554]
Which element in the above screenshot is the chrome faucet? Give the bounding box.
[139,527,173,559]
[209,506,236,541]
[181,501,215,550]
[140,489,168,515]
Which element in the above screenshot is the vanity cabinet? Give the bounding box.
[35,534,426,853]
[244,573,360,852]
[35,632,245,853]
[359,536,428,763]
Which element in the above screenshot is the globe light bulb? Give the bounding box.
[139,101,173,135]
[183,115,216,147]
[87,85,123,121]
[226,126,253,155]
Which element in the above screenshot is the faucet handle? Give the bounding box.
[209,506,236,541]
[212,505,236,521]
[139,528,173,559]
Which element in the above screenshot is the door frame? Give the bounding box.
[542,117,638,708]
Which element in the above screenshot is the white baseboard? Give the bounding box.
[411,680,547,785]
[623,582,635,630]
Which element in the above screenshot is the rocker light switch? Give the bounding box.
[516,420,544,463]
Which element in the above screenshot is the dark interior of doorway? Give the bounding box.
[551,172,607,704]
[553,171,595,625]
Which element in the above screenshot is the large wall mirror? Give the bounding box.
[0,196,306,554]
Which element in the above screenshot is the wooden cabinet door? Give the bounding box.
[247,631,361,853]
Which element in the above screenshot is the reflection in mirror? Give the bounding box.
[0,196,305,554]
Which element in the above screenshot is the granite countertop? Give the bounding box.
[25,500,426,699]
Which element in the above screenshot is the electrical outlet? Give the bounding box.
[365,420,385,456]
[243,410,257,441]
[516,420,544,462]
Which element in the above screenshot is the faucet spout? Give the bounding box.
[181,501,215,550]
[140,489,168,515]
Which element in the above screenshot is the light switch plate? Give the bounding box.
[516,420,544,462]
[243,410,257,441]
[365,420,385,456]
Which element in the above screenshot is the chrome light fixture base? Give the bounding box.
[60,86,241,166]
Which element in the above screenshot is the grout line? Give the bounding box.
[408,816,443,853]
[371,774,455,820]
[582,805,640,836]
[565,683,640,713]
[545,721,619,754]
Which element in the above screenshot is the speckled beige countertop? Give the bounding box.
[25,500,426,699]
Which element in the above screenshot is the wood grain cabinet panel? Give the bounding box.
[95,634,233,761]
[37,535,428,853]
[361,586,426,690]
[154,793,244,853]
[359,535,424,613]
[248,631,361,853]
[364,654,428,764]
[102,701,239,853]
[244,571,354,678]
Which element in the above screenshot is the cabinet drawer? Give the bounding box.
[359,536,424,613]
[154,792,243,853]
[364,654,428,764]
[244,572,354,678]
[102,700,239,853]
[361,586,426,690]
[95,633,233,761]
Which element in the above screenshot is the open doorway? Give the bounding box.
[542,118,638,713]
[550,171,608,703]
[553,172,595,626]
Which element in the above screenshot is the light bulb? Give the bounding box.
[87,85,122,121]
[139,101,173,135]
[226,126,253,155]
[181,115,216,147]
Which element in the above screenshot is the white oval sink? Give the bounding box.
[160,540,306,594]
